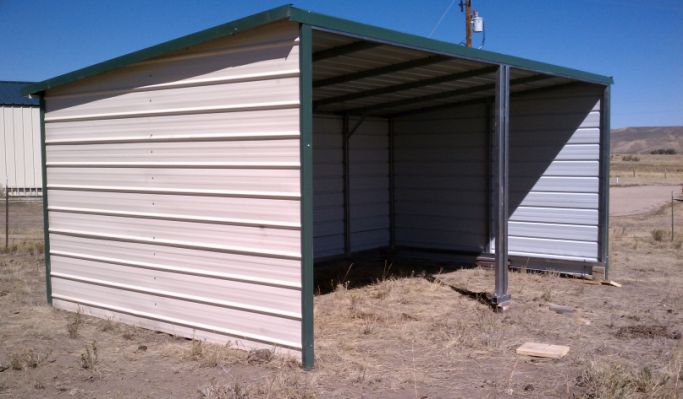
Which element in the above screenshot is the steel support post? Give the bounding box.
[342,114,351,257]
[491,65,511,308]
[598,85,611,280]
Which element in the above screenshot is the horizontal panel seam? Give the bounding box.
[49,228,302,260]
[51,294,302,350]
[49,207,301,229]
[47,185,301,199]
[509,235,597,243]
[50,250,301,289]
[508,251,598,262]
[46,161,301,169]
[510,236,599,244]
[45,101,300,123]
[51,272,301,320]
[510,221,598,228]
[514,206,598,212]
[45,132,301,145]
[46,69,300,100]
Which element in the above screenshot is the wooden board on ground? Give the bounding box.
[516,342,570,359]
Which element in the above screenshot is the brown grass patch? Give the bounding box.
[615,325,682,340]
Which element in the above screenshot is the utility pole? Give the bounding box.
[460,0,473,47]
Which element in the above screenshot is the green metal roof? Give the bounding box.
[23,5,613,96]
[0,81,39,105]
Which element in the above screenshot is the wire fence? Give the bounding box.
[1,192,44,252]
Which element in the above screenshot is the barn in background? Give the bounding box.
[24,6,612,368]
[1,81,42,197]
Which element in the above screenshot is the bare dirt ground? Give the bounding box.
[1,180,683,398]
[610,185,682,216]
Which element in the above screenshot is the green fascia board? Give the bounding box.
[24,4,612,96]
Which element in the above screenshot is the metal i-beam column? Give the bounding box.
[491,65,511,309]
[598,85,611,281]
[388,118,396,250]
[342,115,351,257]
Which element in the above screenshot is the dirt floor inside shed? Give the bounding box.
[1,184,682,398]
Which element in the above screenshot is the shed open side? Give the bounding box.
[309,29,606,278]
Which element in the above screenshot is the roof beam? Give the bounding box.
[346,74,552,115]
[314,65,498,109]
[312,55,449,88]
[313,41,381,62]
[387,79,577,117]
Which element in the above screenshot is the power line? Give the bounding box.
[429,0,458,38]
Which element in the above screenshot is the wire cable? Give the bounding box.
[429,0,458,37]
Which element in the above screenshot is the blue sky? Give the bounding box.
[1,0,681,128]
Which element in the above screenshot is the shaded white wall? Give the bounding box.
[393,103,489,253]
[507,84,602,262]
[313,115,389,259]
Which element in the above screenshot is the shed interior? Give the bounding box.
[309,30,603,274]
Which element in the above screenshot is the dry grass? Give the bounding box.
[80,341,99,370]
[610,154,683,185]
[8,348,45,371]
[66,310,82,338]
[1,190,683,397]
[199,372,317,399]
[576,344,682,399]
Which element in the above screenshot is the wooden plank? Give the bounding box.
[516,342,569,359]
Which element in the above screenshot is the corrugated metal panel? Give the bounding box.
[509,221,597,241]
[312,114,343,258]
[0,106,42,196]
[513,192,598,209]
[393,103,488,252]
[508,85,602,262]
[349,117,389,251]
[310,31,585,117]
[312,115,389,258]
[44,22,302,352]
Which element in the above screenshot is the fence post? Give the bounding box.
[4,179,8,250]
[672,191,675,242]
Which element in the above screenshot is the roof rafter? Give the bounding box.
[345,74,552,115]
[313,41,381,62]
[387,80,585,117]
[314,65,498,110]
[312,55,449,88]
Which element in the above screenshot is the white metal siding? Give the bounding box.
[393,103,489,252]
[0,106,42,195]
[312,115,389,258]
[44,21,303,352]
[349,117,389,252]
[508,85,602,261]
[313,114,344,258]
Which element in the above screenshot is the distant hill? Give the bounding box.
[611,126,683,154]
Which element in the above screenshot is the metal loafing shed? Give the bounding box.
[1,81,42,197]
[24,6,612,369]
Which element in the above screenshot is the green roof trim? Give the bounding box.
[23,5,612,96]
